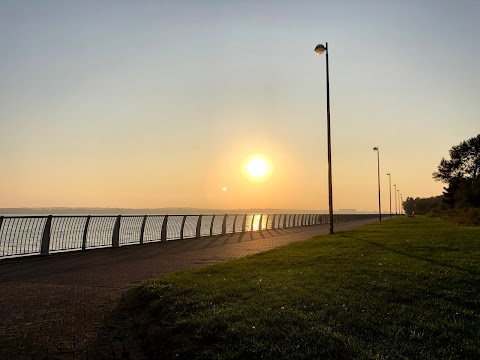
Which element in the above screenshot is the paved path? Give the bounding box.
[0,219,377,359]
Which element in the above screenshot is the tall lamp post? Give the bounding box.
[314,42,334,234]
[387,173,392,218]
[373,147,381,221]
[400,194,403,215]
[393,184,397,217]
[397,189,400,216]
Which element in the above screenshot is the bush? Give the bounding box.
[439,208,480,226]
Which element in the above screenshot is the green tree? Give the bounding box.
[403,197,415,216]
[433,134,480,208]
[433,134,480,183]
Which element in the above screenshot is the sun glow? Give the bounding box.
[245,157,270,180]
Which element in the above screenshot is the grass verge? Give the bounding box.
[435,208,480,226]
[134,217,480,359]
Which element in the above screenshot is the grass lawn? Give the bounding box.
[135,217,480,359]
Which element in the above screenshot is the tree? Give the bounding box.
[433,134,480,208]
[433,134,480,184]
[403,197,415,216]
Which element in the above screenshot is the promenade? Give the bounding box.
[0,218,377,360]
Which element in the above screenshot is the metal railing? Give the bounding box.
[0,213,377,259]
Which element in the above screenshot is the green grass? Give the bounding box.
[436,208,480,226]
[135,217,480,359]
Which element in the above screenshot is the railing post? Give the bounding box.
[232,214,237,234]
[283,214,287,229]
[0,216,3,233]
[40,215,52,255]
[210,215,215,236]
[161,215,169,242]
[112,215,121,248]
[82,215,91,251]
[271,214,276,230]
[259,214,263,231]
[242,214,247,233]
[180,215,187,240]
[250,214,255,232]
[266,214,270,230]
[222,214,227,235]
[196,215,202,238]
[140,215,147,244]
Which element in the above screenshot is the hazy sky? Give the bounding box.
[1,1,479,212]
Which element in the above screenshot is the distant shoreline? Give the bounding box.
[0,207,370,215]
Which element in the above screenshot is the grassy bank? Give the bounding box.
[135,217,480,359]
[436,208,480,226]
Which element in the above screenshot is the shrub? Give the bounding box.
[439,208,480,226]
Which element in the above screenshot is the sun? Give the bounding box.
[246,157,269,178]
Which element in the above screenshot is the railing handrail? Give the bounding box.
[0,213,380,259]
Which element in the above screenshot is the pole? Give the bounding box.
[394,184,397,217]
[376,149,381,221]
[397,190,400,216]
[387,174,392,219]
[325,43,334,234]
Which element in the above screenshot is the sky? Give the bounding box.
[1,0,479,212]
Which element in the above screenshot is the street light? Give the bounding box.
[397,189,400,216]
[393,184,397,216]
[314,43,334,234]
[400,194,403,215]
[373,147,381,221]
[386,173,392,218]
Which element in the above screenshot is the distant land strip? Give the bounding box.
[0,207,369,215]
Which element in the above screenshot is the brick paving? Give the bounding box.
[0,219,377,359]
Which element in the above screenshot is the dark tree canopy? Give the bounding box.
[403,196,443,216]
[433,134,480,184]
[433,134,480,209]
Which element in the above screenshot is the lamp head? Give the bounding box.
[387,173,390,175]
[373,147,378,151]
[314,44,327,55]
